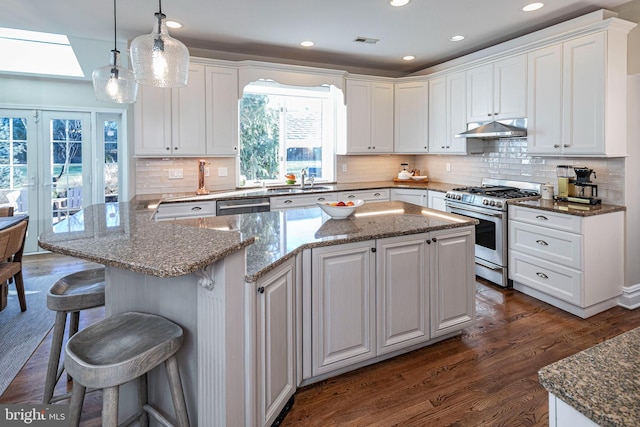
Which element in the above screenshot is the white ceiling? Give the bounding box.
[1,0,633,76]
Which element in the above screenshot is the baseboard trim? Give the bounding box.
[618,284,640,310]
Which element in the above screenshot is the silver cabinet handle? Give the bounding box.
[536,240,548,246]
[535,215,549,221]
[191,206,203,211]
[536,272,549,279]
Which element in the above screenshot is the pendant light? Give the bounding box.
[92,0,138,104]
[130,0,189,88]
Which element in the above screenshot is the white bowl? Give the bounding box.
[411,175,428,181]
[316,199,364,219]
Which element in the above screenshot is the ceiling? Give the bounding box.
[0,0,633,76]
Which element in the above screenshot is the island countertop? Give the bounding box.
[538,327,640,426]
[38,201,476,281]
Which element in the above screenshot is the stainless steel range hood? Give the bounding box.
[455,119,527,140]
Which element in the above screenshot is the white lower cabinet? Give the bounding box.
[270,192,337,210]
[308,226,475,378]
[509,205,624,318]
[428,190,447,212]
[311,241,377,376]
[247,259,296,427]
[339,188,390,203]
[390,188,428,207]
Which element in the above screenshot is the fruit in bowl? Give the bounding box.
[285,174,296,185]
[316,199,364,219]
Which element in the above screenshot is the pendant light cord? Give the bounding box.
[112,0,117,52]
[158,0,162,14]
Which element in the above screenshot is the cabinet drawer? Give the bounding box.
[510,251,582,305]
[339,189,389,203]
[509,205,581,233]
[509,220,582,269]
[154,200,217,220]
[270,193,337,210]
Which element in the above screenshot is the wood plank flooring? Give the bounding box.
[3,253,640,426]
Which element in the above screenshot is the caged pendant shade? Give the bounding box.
[92,0,138,103]
[130,0,189,88]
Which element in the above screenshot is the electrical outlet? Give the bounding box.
[168,169,183,179]
[205,167,210,177]
[342,164,348,173]
[218,167,228,177]
[446,163,451,172]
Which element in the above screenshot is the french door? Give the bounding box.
[0,108,123,253]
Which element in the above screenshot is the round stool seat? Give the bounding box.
[65,312,184,389]
[47,267,105,312]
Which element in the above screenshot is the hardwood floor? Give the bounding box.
[3,253,640,426]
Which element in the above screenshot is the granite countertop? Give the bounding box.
[139,180,461,206]
[539,327,640,426]
[513,199,626,217]
[38,200,476,281]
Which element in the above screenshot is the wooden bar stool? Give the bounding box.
[43,267,105,404]
[64,311,190,427]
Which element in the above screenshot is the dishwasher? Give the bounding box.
[216,197,270,216]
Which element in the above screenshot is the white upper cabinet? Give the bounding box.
[135,62,239,157]
[135,63,207,156]
[205,65,239,156]
[429,71,479,154]
[527,23,632,157]
[394,80,429,153]
[342,77,394,154]
[467,54,527,122]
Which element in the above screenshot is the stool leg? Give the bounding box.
[165,355,190,427]
[14,271,26,312]
[43,311,67,404]
[67,311,80,382]
[68,381,86,427]
[138,373,149,427]
[102,386,119,427]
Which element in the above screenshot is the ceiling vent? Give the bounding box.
[354,37,379,44]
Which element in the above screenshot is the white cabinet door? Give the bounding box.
[467,63,494,122]
[467,55,526,122]
[171,63,207,156]
[345,79,394,154]
[430,227,475,337]
[134,85,172,156]
[427,76,447,153]
[390,188,428,207]
[394,80,429,153]
[527,44,563,154]
[311,241,376,376]
[427,191,446,212]
[493,55,527,120]
[339,189,389,203]
[270,193,337,210]
[447,71,470,153]
[376,234,430,355]
[255,260,296,427]
[205,65,239,156]
[562,33,606,155]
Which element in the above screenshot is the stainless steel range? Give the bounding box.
[445,178,541,288]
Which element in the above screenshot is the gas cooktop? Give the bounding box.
[445,179,541,211]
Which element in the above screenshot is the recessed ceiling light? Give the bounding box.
[522,2,544,12]
[300,40,315,47]
[450,35,465,42]
[166,20,183,29]
[390,0,410,6]
[402,55,416,61]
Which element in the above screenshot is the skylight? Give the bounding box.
[0,27,84,77]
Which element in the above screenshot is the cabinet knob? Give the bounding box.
[487,113,492,117]
[441,146,445,149]
[563,144,570,148]
[535,215,548,221]
[371,247,376,253]
[424,146,427,149]
[432,237,437,242]
[234,146,237,151]
[536,272,549,279]
[536,239,549,246]
[553,144,560,148]
[257,286,265,294]
[426,240,431,244]
[372,146,376,149]
[166,147,170,151]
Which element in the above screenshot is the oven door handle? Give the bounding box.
[447,204,504,218]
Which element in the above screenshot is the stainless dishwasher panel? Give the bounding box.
[216,197,271,215]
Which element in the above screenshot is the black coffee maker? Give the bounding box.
[570,167,600,203]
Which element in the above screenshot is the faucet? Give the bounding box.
[196,159,210,195]
[300,168,307,188]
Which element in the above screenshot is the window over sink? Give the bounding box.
[239,81,341,186]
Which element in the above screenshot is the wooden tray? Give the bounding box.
[393,177,428,183]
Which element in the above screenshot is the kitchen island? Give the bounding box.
[38,200,477,426]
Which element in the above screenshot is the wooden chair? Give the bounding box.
[0,206,14,217]
[0,219,29,311]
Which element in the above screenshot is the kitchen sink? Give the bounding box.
[267,186,332,194]
[301,186,332,191]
